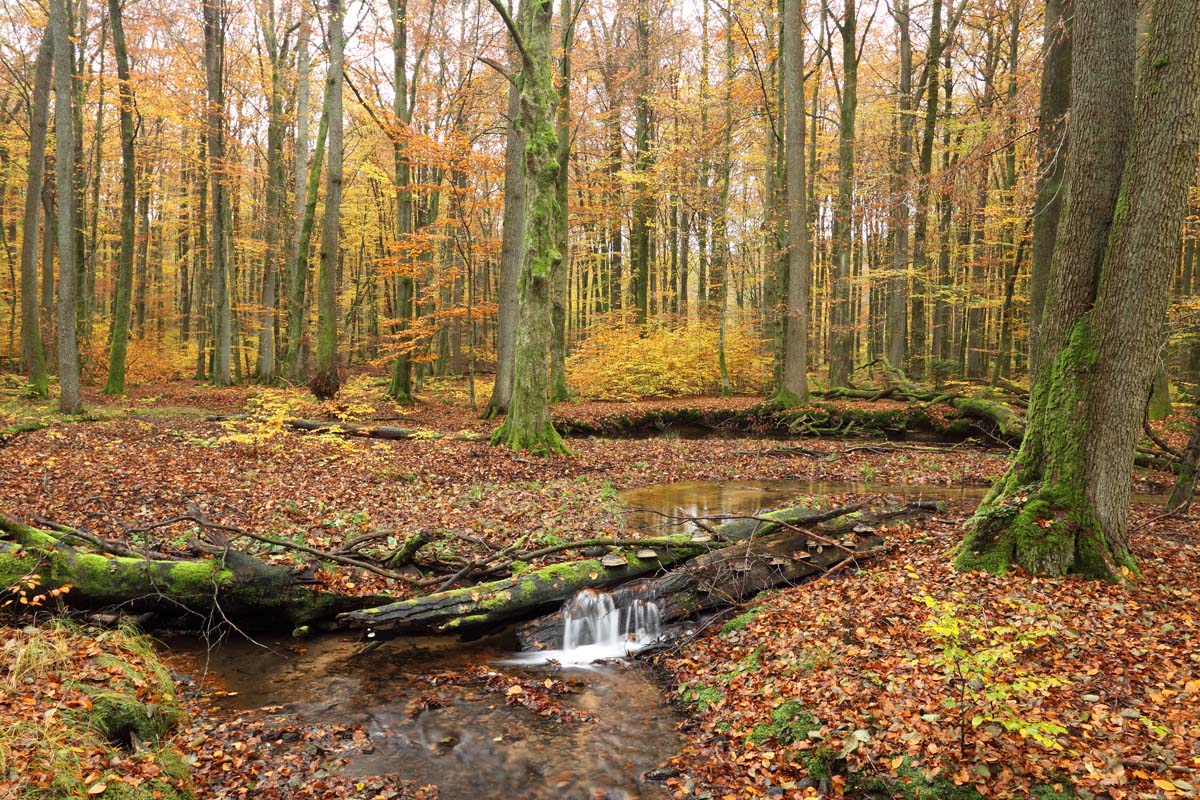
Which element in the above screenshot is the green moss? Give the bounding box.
[850,759,985,800]
[748,700,819,746]
[678,682,724,713]
[720,607,762,635]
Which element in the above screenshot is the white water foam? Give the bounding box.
[504,589,663,668]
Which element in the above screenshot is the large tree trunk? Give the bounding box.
[311,0,345,400]
[52,0,80,414]
[958,0,1200,579]
[19,29,51,397]
[489,0,568,455]
[778,0,809,402]
[102,0,135,396]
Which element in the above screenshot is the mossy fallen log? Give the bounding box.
[340,537,713,634]
[517,501,940,648]
[0,513,387,628]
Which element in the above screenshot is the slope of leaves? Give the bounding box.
[658,506,1200,799]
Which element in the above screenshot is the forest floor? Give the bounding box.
[0,374,1197,799]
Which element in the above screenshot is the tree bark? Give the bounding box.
[886,0,911,371]
[204,0,232,387]
[489,0,568,455]
[19,30,52,397]
[311,0,345,400]
[52,0,80,414]
[0,514,384,629]
[284,7,311,383]
[1027,0,1072,375]
[958,0,1199,579]
[778,0,810,402]
[482,49,526,419]
[102,0,135,396]
[827,0,858,389]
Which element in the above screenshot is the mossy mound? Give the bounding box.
[0,621,192,799]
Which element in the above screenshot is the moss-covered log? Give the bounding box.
[0,514,387,627]
[517,501,938,648]
[341,537,712,633]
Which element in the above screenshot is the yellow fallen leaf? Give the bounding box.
[506,685,523,696]
[1155,778,1180,794]
[88,784,108,795]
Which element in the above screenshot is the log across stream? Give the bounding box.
[157,480,994,800]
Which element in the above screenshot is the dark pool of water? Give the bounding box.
[168,632,680,800]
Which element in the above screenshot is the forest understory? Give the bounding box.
[1,376,1197,800]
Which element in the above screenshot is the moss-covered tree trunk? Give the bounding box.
[102,0,135,396]
[489,0,568,455]
[52,0,81,414]
[548,0,575,403]
[311,0,344,400]
[957,0,1200,579]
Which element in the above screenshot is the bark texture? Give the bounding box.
[958,0,1200,578]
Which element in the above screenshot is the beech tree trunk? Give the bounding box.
[102,0,135,396]
[778,0,809,402]
[284,7,311,383]
[52,0,80,414]
[489,0,568,455]
[311,0,345,400]
[204,0,232,387]
[19,30,51,397]
[827,0,858,389]
[482,46,526,419]
[387,0,417,403]
[958,0,1200,578]
[1027,0,1072,375]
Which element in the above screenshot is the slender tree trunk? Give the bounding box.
[387,0,416,402]
[713,6,733,397]
[255,0,286,383]
[311,0,345,399]
[827,0,858,388]
[886,0,912,370]
[483,38,526,418]
[102,0,136,395]
[778,0,809,401]
[549,0,575,402]
[630,0,653,324]
[19,30,52,396]
[1027,0,1072,375]
[204,0,232,386]
[52,0,80,413]
[284,6,311,382]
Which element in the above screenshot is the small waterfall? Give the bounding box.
[561,589,662,654]
[506,589,662,667]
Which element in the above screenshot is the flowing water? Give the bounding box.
[503,588,665,668]
[169,629,681,800]
[169,476,1168,797]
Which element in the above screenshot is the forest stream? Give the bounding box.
[161,478,1166,799]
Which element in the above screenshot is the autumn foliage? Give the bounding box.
[566,315,770,401]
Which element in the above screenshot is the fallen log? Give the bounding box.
[342,502,940,638]
[0,513,388,628]
[517,503,939,649]
[339,536,714,634]
[206,415,481,441]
